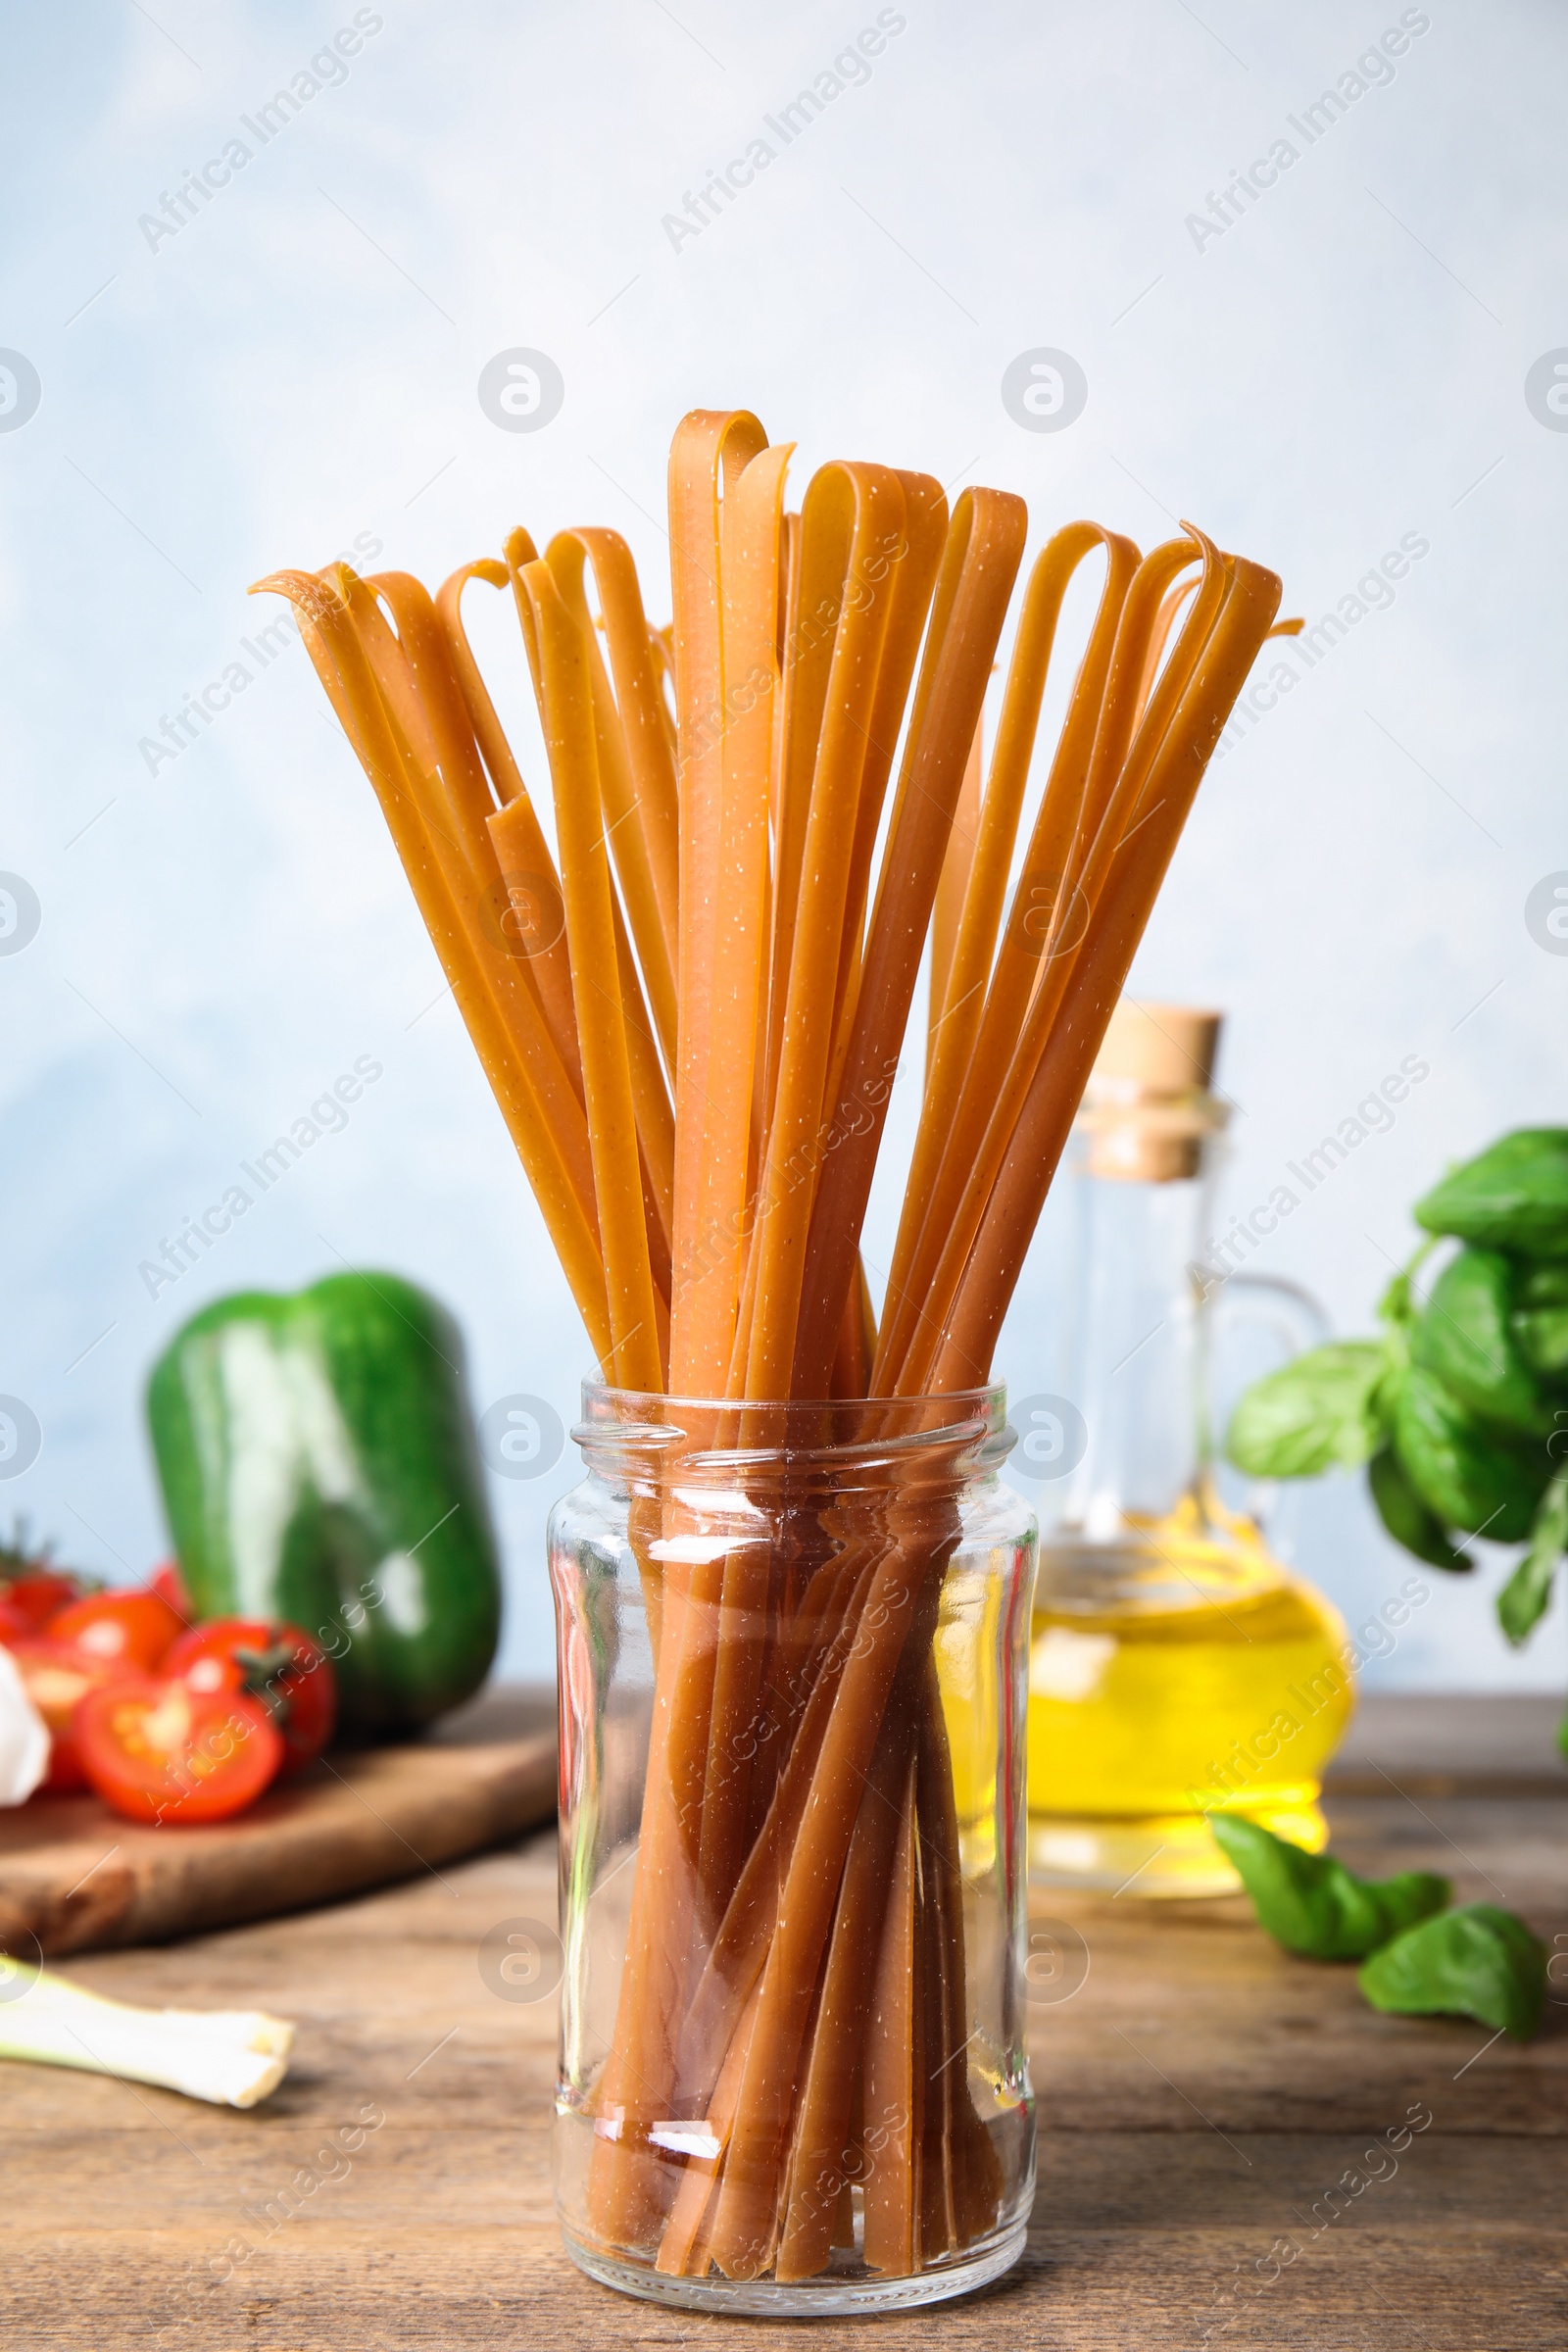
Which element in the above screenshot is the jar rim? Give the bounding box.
[580,1380,1004,1412]
[571,1382,1012,1479]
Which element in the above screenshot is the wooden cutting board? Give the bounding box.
[0,1685,556,1958]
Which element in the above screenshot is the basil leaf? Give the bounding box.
[1515,1312,1568,1384]
[1358,1904,1547,2041]
[1367,1445,1473,1572]
[1415,1129,1568,1258]
[1393,1366,1548,1543]
[1496,1469,1568,1646]
[1211,1814,1449,1960]
[1376,1245,1436,1335]
[1521,1262,1568,1302]
[1225,1343,1389,1480]
[1412,1249,1555,1437]
[1513,1263,1568,1386]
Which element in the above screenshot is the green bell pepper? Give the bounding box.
[147,1272,502,1736]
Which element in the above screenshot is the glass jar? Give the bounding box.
[1013,1001,1355,1896]
[547,1385,1036,2316]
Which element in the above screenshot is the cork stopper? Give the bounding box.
[1078,999,1226,1180]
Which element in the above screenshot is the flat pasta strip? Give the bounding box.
[514,561,663,1394]
[436,558,585,1098]
[546,529,680,1070]
[667,410,771,1396]
[888,534,1231,1395]
[790,489,1027,1397]
[252,568,611,1361]
[743,462,907,1400]
[876,523,1139,1386]
[933,553,1283,1386]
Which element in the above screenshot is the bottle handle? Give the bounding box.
[1205,1271,1332,1535]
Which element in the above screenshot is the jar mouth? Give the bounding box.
[572,1383,1012,1483]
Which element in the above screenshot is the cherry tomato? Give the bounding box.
[46,1590,185,1672]
[164,1617,336,1775]
[1,1572,85,1632]
[0,1597,34,1644]
[74,1675,284,1825]
[146,1562,194,1625]
[7,1639,121,1792]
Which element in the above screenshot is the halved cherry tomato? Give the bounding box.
[164,1617,336,1775]
[7,1639,121,1791]
[1,1572,86,1632]
[146,1561,194,1625]
[45,1590,184,1672]
[73,1675,284,1824]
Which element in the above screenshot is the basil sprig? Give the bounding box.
[1215,1817,1546,2040]
[1359,1905,1548,2042]
[1209,1814,1448,1959]
[1223,1129,1568,1718]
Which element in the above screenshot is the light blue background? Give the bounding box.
[2,0,1563,1697]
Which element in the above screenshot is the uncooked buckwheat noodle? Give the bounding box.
[254,405,1284,2284]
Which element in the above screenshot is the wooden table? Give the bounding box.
[3,1694,1564,2348]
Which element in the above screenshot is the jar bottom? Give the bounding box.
[561,2214,1031,2317]
[1028,1793,1331,1896]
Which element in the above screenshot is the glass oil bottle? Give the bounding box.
[1020,1002,1354,1897]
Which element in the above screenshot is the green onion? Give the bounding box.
[0,1962,293,2106]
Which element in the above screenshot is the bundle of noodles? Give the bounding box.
[255,408,1292,2280]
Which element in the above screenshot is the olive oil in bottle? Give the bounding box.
[1018,1002,1353,1897]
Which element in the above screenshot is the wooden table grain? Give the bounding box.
[2,1694,1563,2349]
